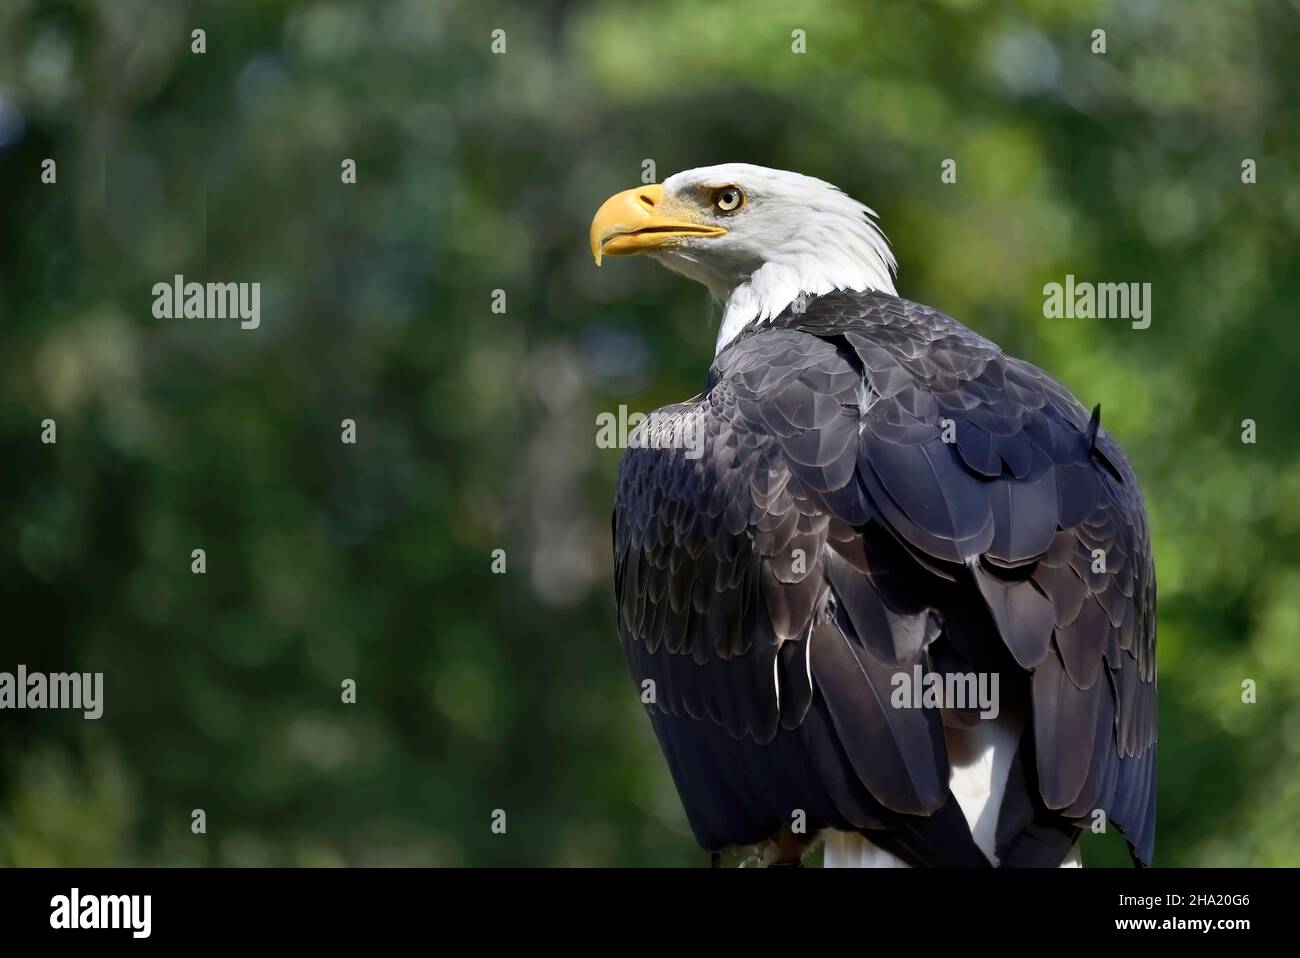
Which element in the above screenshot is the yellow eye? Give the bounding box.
[713,186,744,213]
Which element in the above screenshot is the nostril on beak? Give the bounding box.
[639,193,655,209]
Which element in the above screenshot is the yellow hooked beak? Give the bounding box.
[589,184,726,265]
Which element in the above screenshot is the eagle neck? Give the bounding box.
[715,265,896,356]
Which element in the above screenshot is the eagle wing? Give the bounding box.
[613,291,1156,865]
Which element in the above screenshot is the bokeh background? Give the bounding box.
[2,0,1298,867]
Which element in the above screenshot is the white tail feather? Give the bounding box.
[821,711,1083,868]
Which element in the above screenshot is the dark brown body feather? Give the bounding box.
[613,290,1157,866]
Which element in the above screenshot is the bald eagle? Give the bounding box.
[591,164,1156,868]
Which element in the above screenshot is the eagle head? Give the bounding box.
[590,163,897,352]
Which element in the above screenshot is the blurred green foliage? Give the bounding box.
[1,0,1298,867]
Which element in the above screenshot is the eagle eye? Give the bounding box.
[712,186,744,213]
